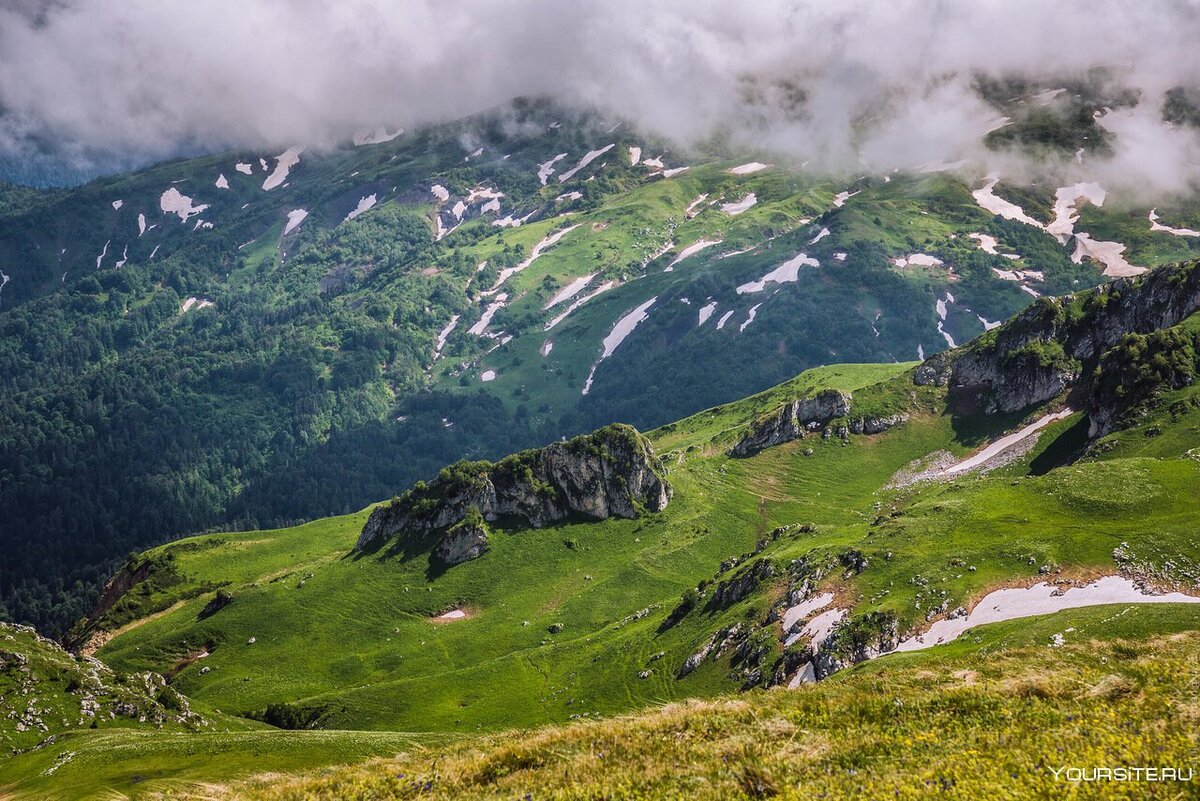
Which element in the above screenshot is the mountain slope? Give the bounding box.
[6,92,1200,641]
[3,261,1200,797]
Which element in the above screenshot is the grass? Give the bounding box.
[187,615,1200,800]
[86,347,1200,742]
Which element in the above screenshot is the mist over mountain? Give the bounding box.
[4,0,1200,192]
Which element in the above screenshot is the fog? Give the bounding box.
[2,0,1200,192]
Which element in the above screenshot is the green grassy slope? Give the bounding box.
[194,616,1200,800]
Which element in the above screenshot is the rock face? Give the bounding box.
[433,514,490,566]
[730,390,851,457]
[915,263,1200,416]
[357,423,671,552]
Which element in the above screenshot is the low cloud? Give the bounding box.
[3,0,1200,194]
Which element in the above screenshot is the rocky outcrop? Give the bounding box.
[811,612,899,679]
[848,413,909,435]
[432,512,490,566]
[357,423,671,552]
[915,262,1200,416]
[705,559,775,611]
[729,390,851,456]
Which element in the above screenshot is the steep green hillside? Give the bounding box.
[9,88,1200,636]
[198,622,1200,801]
[4,263,1200,798]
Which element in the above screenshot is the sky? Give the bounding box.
[2,0,1200,192]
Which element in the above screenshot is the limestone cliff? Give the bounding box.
[915,262,1200,417]
[356,423,672,554]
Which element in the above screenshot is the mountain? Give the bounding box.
[2,259,1195,796]
[7,88,1200,639]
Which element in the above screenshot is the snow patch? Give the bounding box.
[111,199,123,210]
[716,309,735,329]
[685,194,709,218]
[721,193,757,215]
[137,214,146,236]
[809,227,831,245]
[215,174,229,190]
[431,184,449,203]
[486,225,580,294]
[545,280,617,330]
[344,194,377,223]
[739,303,762,332]
[1047,182,1106,243]
[1071,234,1145,278]
[353,125,403,146]
[698,301,718,326]
[559,144,615,183]
[628,146,641,166]
[480,370,497,382]
[95,240,109,268]
[468,294,508,337]
[235,162,253,175]
[895,576,1200,653]
[972,177,1043,228]
[434,314,460,357]
[736,252,819,294]
[1149,208,1200,237]
[284,209,308,236]
[668,238,723,268]
[545,274,595,309]
[893,253,943,268]
[833,190,859,208]
[537,153,568,185]
[160,188,209,222]
[582,296,656,395]
[729,161,769,175]
[262,146,303,191]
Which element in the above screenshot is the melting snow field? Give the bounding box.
[893,253,944,268]
[235,162,253,175]
[582,297,657,395]
[431,184,450,202]
[95,240,110,268]
[783,593,835,632]
[344,194,377,223]
[972,177,1043,227]
[833,190,859,208]
[160,188,209,222]
[434,314,460,356]
[895,576,1200,653]
[809,227,831,245]
[697,300,718,326]
[721,193,758,215]
[739,303,763,332]
[935,291,956,348]
[537,153,568,185]
[685,194,709,218]
[262,146,303,191]
[941,409,1074,476]
[628,146,641,166]
[737,253,819,294]
[559,144,615,182]
[545,274,595,309]
[970,232,999,254]
[487,225,580,293]
[668,238,722,269]
[1149,209,1200,237]
[137,214,147,236]
[284,209,309,236]
[468,295,508,336]
[436,609,467,621]
[716,309,735,329]
[1072,234,1145,277]
[545,280,616,330]
[1047,182,1106,242]
[729,161,769,175]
